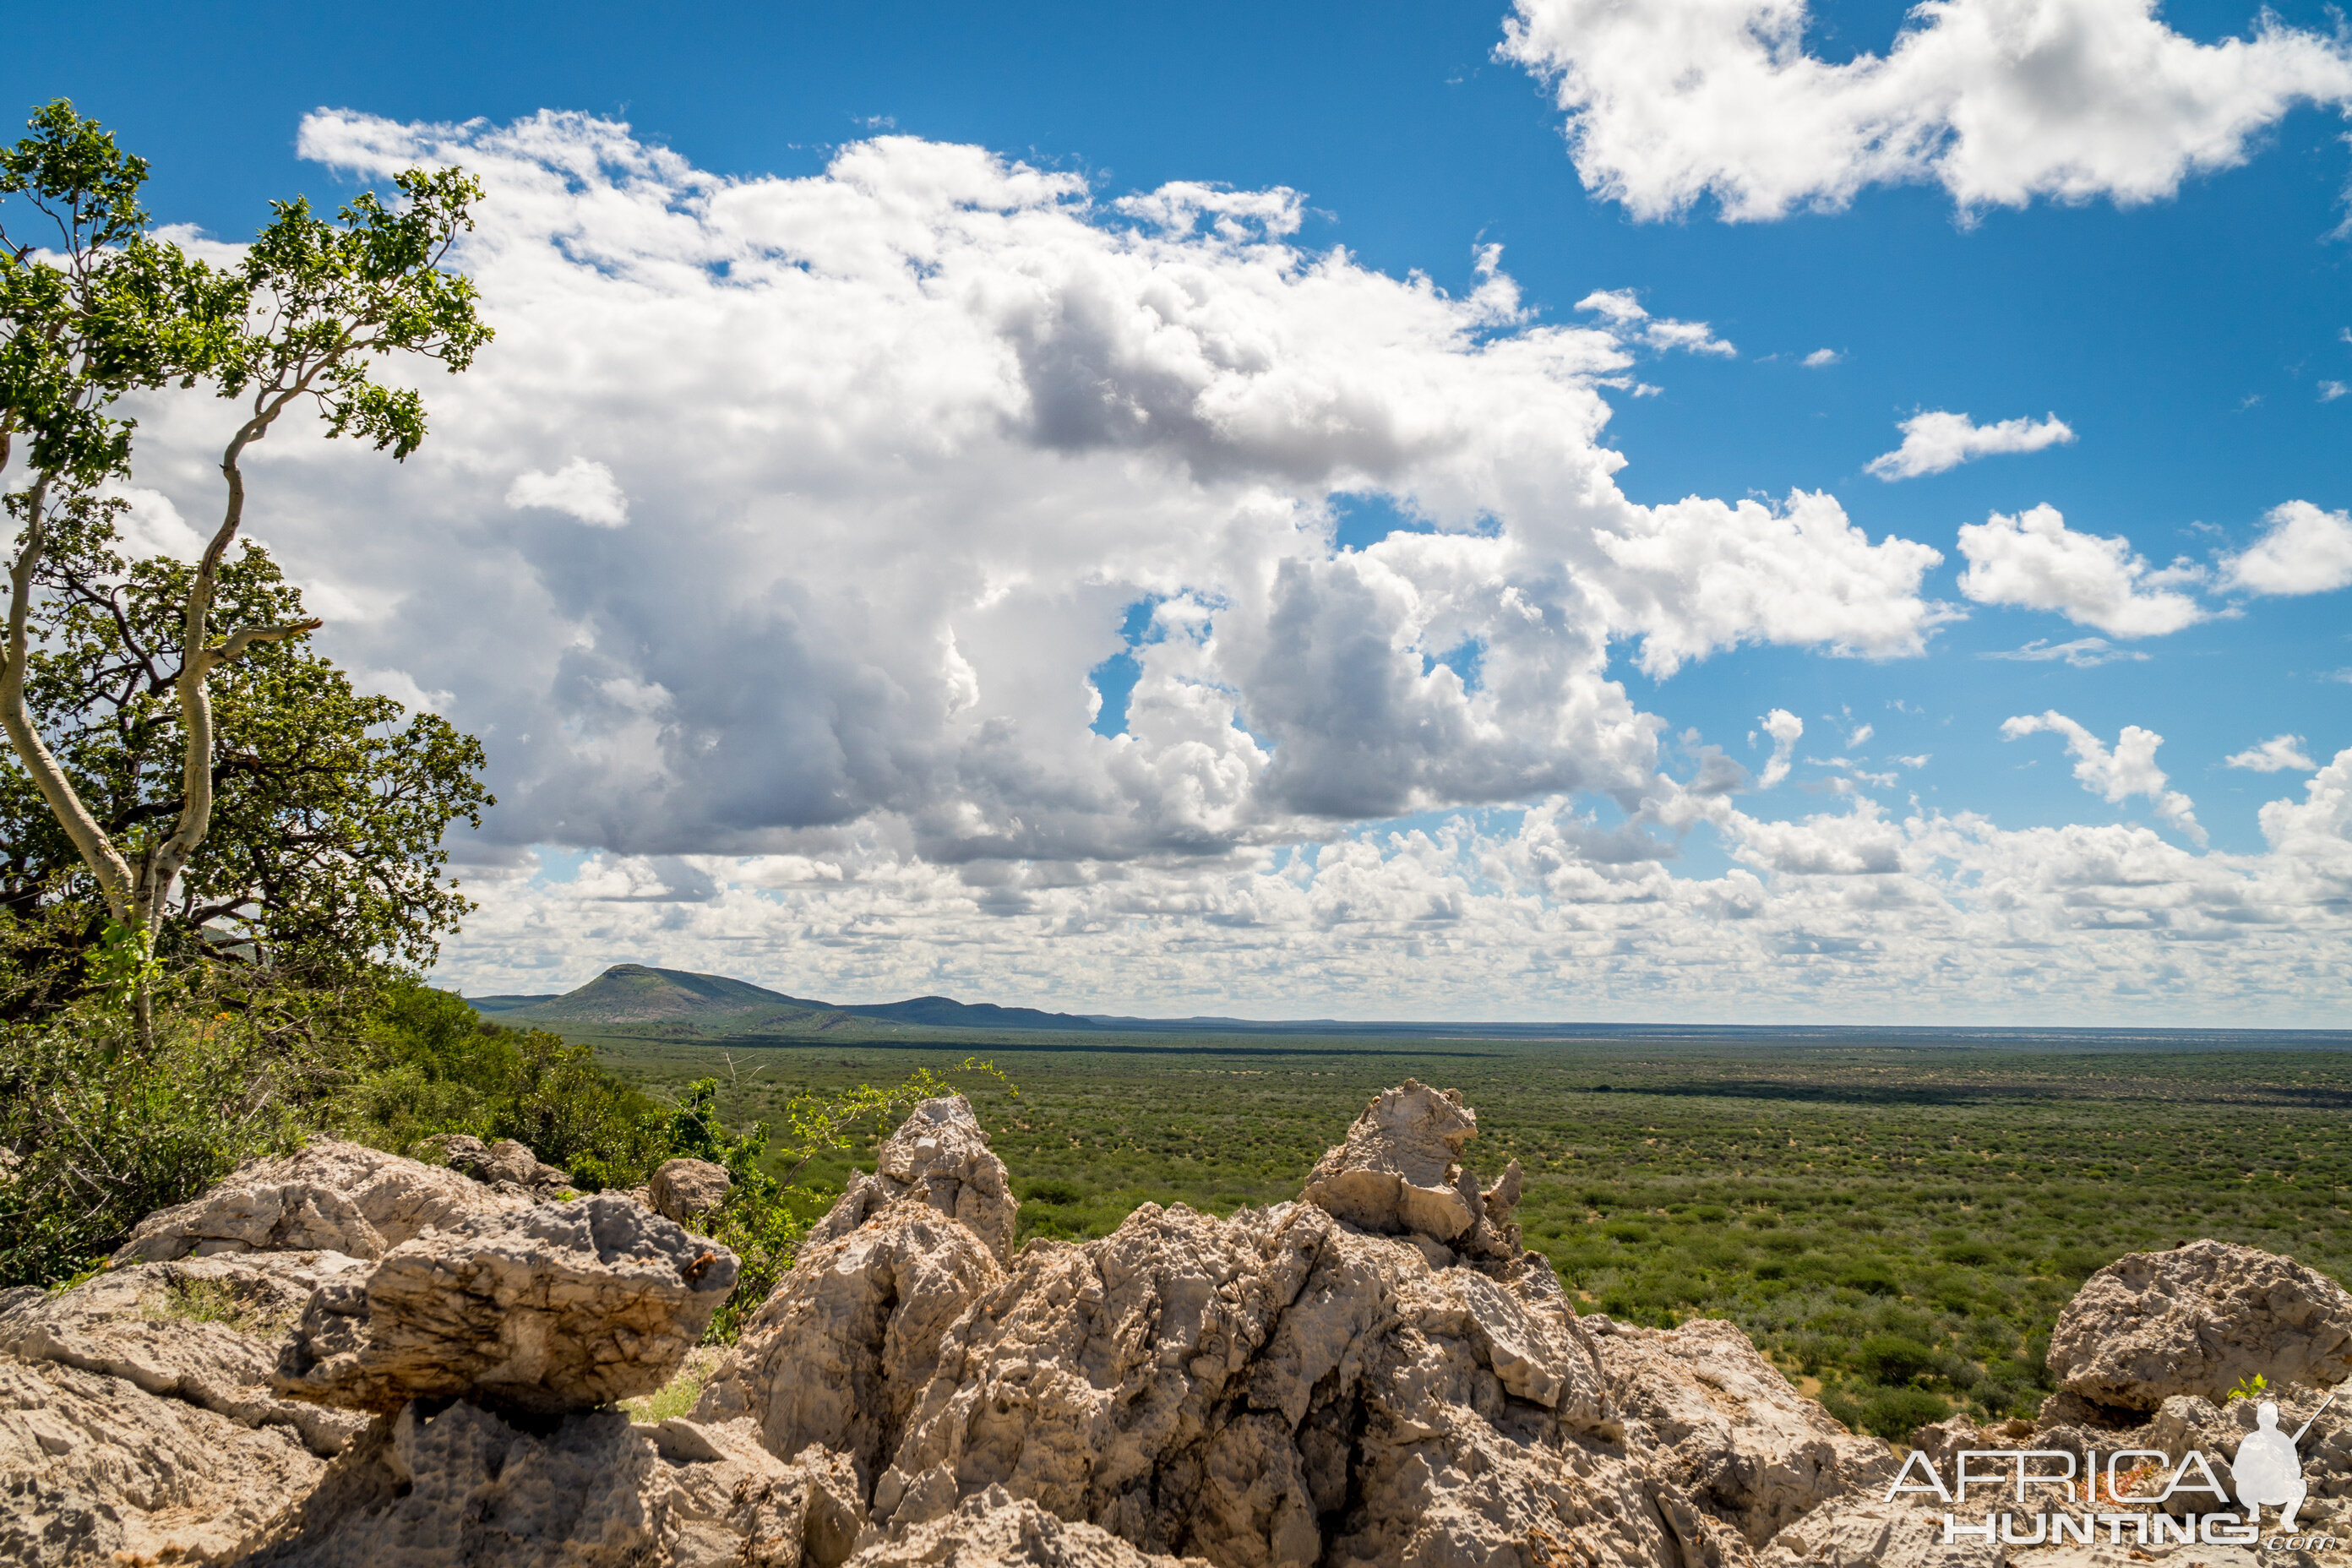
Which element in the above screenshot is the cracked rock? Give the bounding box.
[273,1192,738,1415]
[2048,1239,2352,1410]
[651,1157,734,1227]
[113,1138,529,1266]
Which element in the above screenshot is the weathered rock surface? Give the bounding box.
[866,1199,1711,1568]
[442,1133,577,1195]
[0,1353,327,1567]
[651,1157,733,1227]
[1752,1499,2004,1568]
[693,1197,1006,1478]
[240,1402,866,1568]
[1588,1314,1893,1546]
[274,1192,738,1415]
[38,1094,2352,1568]
[114,1138,527,1265]
[804,1095,1020,1265]
[0,1250,369,1458]
[1298,1078,1524,1261]
[2048,1239,2352,1409]
[651,1417,866,1568]
[849,1489,1210,1568]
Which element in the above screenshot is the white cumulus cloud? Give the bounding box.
[1865,410,2075,480]
[2225,734,2318,772]
[506,456,630,527]
[2221,501,2352,596]
[104,110,1947,875]
[1497,0,2352,221]
[2001,710,2204,843]
[1757,709,1804,787]
[1957,504,2207,637]
[1801,348,1843,368]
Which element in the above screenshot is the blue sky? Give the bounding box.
[9,1,2350,1020]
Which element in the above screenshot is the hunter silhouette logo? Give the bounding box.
[1886,1382,2341,1550]
[2237,1391,2332,1533]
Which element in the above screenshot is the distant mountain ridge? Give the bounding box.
[472,963,1110,1033]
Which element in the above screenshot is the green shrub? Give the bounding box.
[1858,1386,1950,1440]
[1836,1262,1902,1296]
[1855,1334,1937,1384]
[0,999,318,1288]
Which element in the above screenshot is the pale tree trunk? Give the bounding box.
[0,408,314,1049]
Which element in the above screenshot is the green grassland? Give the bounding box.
[579,1025,2352,1441]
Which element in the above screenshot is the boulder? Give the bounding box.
[868,1198,1696,1568]
[693,1197,1006,1478]
[847,1489,1210,1568]
[0,1353,327,1568]
[651,1157,734,1227]
[0,1250,368,1457]
[803,1096,1019,1265]
[273,1192,738,1415]
[1298,1078,1524,1260]
[113,1138,527,1265]
[2048,1239,2352,1409]
[1588,1314,1893,1545]
[443,1134,576,1194]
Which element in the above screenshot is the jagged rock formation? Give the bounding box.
[804,1093,1021,1263]
[651,1157,734,1226]
[17,1089,2352,1567]
[113,1138,527,1264]
[274,1192,738,1415]
[2047,1238,2352,1408]
[1298,1079,1524,1262]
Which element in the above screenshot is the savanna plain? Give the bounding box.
[581,1025,2352,1443]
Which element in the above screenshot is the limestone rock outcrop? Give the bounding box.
[803,1095,1020,1264]
[1587,1314,1893,1547]
[865,1197,1700,1568]
[114,1138,528,1265]
[34,1087,2352,1568]
[652,1157,734,1226]
[694,1098,1015,1476]
[2048,1239,2352,1409]
[274,1191,738,1415]
[1298,1078,1525,1262]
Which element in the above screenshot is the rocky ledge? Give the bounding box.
[4,1080,2349,1568]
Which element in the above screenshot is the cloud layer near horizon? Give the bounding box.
[99,111,2351,1021]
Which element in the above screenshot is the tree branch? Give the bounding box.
[0,480,136,920]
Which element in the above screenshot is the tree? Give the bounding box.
[0,493,491,1001]
[0,101,492,1035]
